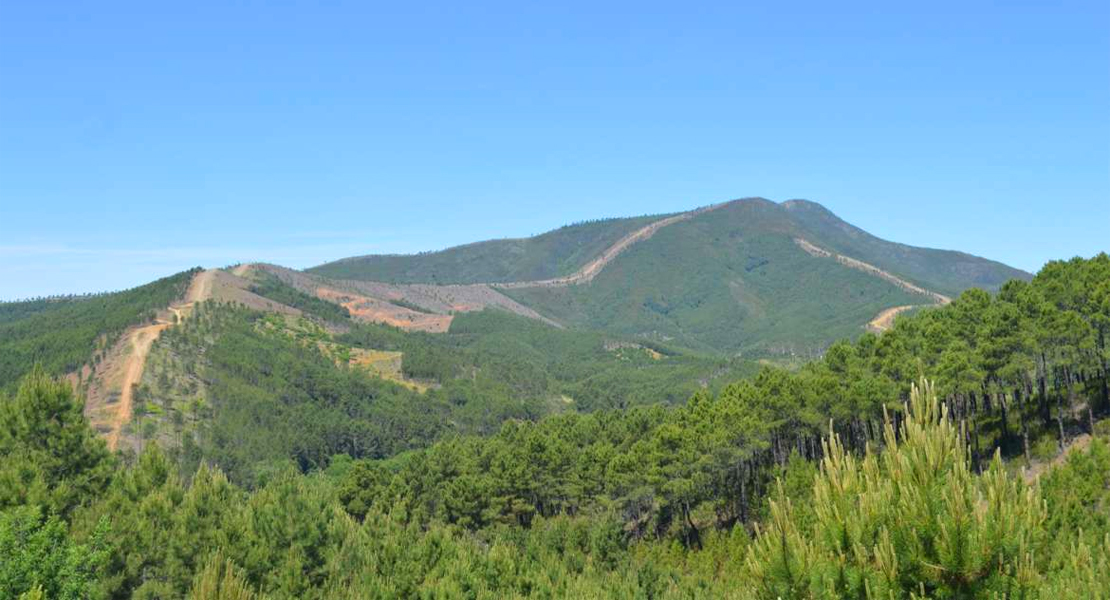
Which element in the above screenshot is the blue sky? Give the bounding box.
[1,1,1107,300]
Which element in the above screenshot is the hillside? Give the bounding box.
[781,199,1031,296]
[0,270,197,394]
[309,213,668,284]
[311,198,1028,353]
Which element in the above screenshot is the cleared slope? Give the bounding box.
[251,263,562,331]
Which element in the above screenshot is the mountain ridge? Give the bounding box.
[307,198,1029,352]
[310,197,1030,291]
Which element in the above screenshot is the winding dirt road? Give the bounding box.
[103,269,214,450]
[495,202,728,289]
[793,238,951,333]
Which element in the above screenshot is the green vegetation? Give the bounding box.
[504,208,922,353]
[354,254,1106,543]
[309,213,665,284]
[131,303,754,485]
[782,199,1031,297]
[338,308,756,411]
[502,199,1031,353]
[0,270,197,393]
[133,303,544,487]
[1,370,1106,597]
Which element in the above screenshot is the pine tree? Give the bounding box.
[189,551,263,600]
[746,379,1046,599]
[0,366,113,516]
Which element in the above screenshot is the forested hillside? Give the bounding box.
[0,270,198,393]
[309,214,665,284]
[312,198,1029,352]
[781,199,1031,297]
[1,254,1106,598]
[129,298,753,485]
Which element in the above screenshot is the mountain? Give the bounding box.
[310,198,1030,353]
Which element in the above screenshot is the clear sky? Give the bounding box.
[1,1,1107,300]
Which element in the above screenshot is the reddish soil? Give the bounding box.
[316,287,454,332]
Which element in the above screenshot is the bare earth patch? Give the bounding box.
[251,263,562,329]
[317,287,454,332]
[1022,433,1093,484]
[348,348,431,392]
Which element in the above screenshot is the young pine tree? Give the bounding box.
[746,379,1049,599]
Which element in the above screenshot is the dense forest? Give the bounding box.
[337,309,754,411]
[333,256,1110,543]
[1,254,1107,598]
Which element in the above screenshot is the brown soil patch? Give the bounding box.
[102,320,171,450]
[255,263,563,328]
[317,287,454,332]
[348,348,430,392]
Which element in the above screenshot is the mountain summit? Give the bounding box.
[309,198,1029,352]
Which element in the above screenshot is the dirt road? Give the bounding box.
[103,319,172,450]
[867,305,918,332]
[1023,433,1093,484]
[102,269,214,450]
[794,238,951,305]
[794,238,951,334]
[496,202,728,289]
